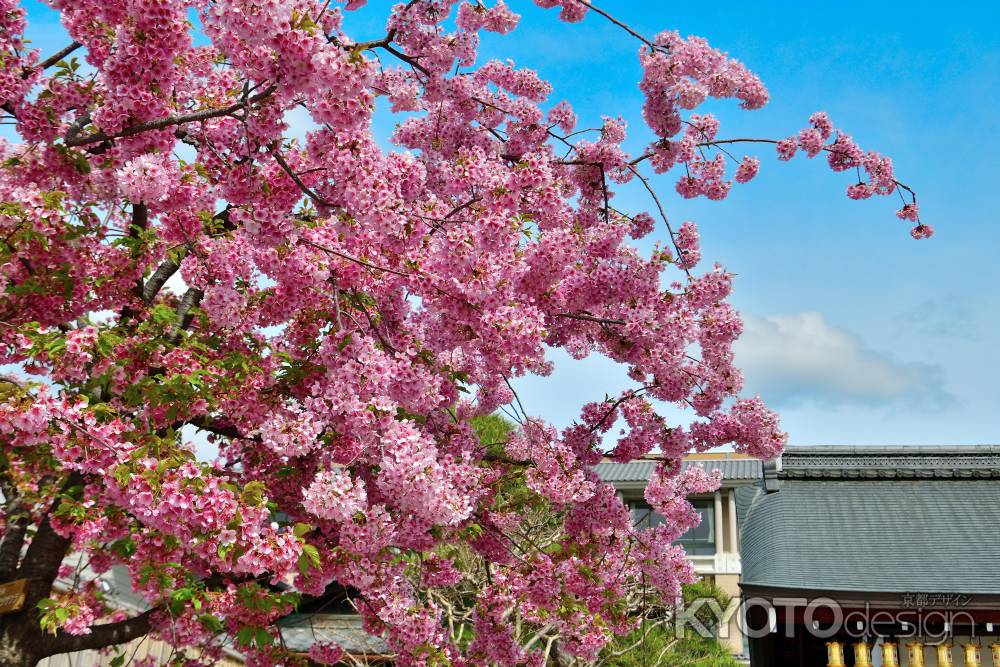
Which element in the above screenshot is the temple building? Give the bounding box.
[740,446,1000,667]
[594,453,762,660]
[597,445,1000,667]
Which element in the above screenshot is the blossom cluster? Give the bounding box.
[0,0,928,663]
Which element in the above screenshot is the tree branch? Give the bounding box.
[378,43,430,76]
[12,473,82,632]
[128,203,150,300]
[18,473,81,584]
[36,42,83,73]
[0,514,28,582]
[271,147,334,208]
[141,207,232,306]
[631,137,919,199]
[302,239,411,278]
[186,416,242,440]
[46,607,157,656]
[0,43,84,119]
[65,85,277,147]
[167,288,203,344]
[575,1,665,53]
[626,164,692,280]
[554,312,625,326]
[142,254,183,304]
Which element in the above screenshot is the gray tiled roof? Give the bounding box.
[779,445,1000,479]
[594,458,762,483]
[278,614,390,655]
[740,479,1000,594]
[734,483,764,528]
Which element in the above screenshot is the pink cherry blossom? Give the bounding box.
[0,0,928,663]
[735,156,760,183]
[897,202,920,221]
[302,468,367,523]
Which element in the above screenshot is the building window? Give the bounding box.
[628,499,716,555]
[630,501,665,529]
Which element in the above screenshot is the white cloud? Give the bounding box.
[734,312,949,407]
[895,296,979,340]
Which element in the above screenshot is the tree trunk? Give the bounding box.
[0,619,45,667]
[0,473,151,665]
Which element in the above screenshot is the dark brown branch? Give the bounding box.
[65,85,277,147]
[142,207,232,305]
[186,416,242,440]
[63,112,91,146]
[379,43,430,77]
[0,514,27,582]
[632,137,919,199]
[36,42,83,73]
[19,473,81,583]
[349,290,397,353]
[424,196,480,237]
[554,312,625,326]
[444,197,479,221]
[14,472,83,629]
[127,204,150,301]
[589,386,652,435]
[599,164,611,219]
[0,43,84,120]
[271,148,334,208]
[46,607,157,656]
[480,452,530,466]
[130,203,149,238]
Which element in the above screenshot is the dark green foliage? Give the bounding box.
[601,626,740,667]
[600,580,739,666]
[469,413,514,447]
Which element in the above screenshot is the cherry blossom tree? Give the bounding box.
[0,0,927,665]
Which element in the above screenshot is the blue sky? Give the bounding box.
[11,1,999,446]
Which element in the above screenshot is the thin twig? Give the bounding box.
[627,164,692,280]
[575,1,665,52]
[65,85,277,147]
[303,240,411,278]
[271,147,335,208]
[632,137,918,199]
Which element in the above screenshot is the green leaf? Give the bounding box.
[234,624,275,648]
[150,304,178,326]
[255,627,274,647]
[298,544,321,574]
[198,613,224,634]
[235,625,256,647]
[109,537,136,558]
[241,481,266,507]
